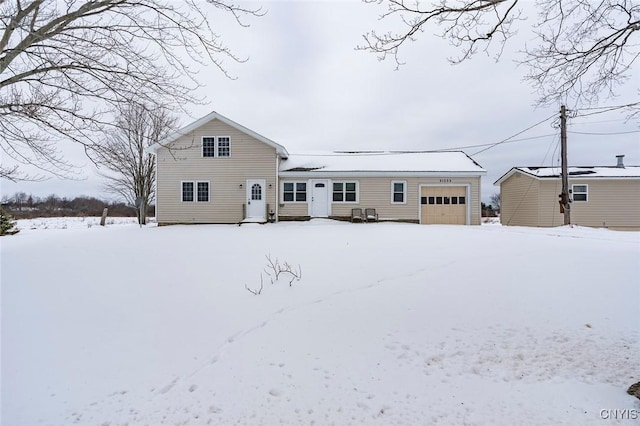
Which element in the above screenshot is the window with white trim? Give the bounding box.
[282,182,307,202]
[202,136,231,157]
[182,181,209,202]
[572,184,588,202]
[217,137,230,157]
[333,182,358,203]
[182,182,194,202]
[392,181,406,204]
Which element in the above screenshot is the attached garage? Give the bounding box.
[278,151,485,225]
[420,186,468,224]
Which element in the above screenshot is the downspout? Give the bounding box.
[275,154,279,222]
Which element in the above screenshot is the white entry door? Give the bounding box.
[246,179,266,219]
[310,180,329,217]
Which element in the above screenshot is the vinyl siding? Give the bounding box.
[279,176,482,225]
[539,178,640,229]
[537,180,565,227]
[155,119,278,224]
[500,172,540,226]
[501,173,640,230]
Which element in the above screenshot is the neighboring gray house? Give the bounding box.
[148,111,486,225]
[494,156,640,230]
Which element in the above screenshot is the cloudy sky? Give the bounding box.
[2,0,638,203]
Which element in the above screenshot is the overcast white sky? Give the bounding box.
[2,0,638,204]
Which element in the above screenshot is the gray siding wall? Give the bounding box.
[155,119,278,224]
[500,172,541,226]
[279,176,482,225]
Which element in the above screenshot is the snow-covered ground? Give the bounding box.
[2,218,639,425]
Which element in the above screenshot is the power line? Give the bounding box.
[439,133,556,151]
[568,130,640,136]
[572,102,640,118]
[470,113,557,156]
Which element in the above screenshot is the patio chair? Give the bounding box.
[364,208,379,223]
[350,208,364,223]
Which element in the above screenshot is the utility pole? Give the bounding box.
[559,105,570,225]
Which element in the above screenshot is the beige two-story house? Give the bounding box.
[149,111,486,225]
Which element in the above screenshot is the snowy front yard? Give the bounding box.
[2,219,639,425]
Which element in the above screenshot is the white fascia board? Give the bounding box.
[279,171,486,178]
[493,168,521,186]
[147,111,289,158]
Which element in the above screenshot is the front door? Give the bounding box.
[246,179,266,219]
[310,180,329,217]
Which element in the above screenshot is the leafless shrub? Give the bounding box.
[245,255,303,295]
[245,274,264,296]
[263,254,302,287]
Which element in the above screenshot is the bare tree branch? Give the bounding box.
[0,0,262,180]
[360,0,639,109]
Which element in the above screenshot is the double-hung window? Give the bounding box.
[572,184,588,202]
[391,181,406,204]
[333,182,358,203]
[202,136,231,158]
[182,181,209,202]
[283,182,307,202]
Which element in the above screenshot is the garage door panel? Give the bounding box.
[420,186,467,225]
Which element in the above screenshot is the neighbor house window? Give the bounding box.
[202,136,231,158]
[182,181,210,202]
[572,184,588,202]
[333,182,358,203]
[282,182,307,202]
[392,181,406,204]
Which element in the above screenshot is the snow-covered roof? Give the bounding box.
[279,151,486,176]
[494,166,640,185]
[147,111,289,158]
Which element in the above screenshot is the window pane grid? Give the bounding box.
[197,182,209,202]
[217,137,230,157]
[202,138,216,157]
[182,182,194,202]
[572,185,588,202]
[283,182,307,202]
[392,182,405,203]
[333,182,357,203]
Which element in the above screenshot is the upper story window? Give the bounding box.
[572,184,588,202]
[202,137,216,157]
[392,181,406,204]
[202,136,231,158]
[217,137,230,157]
[283,182,307,202]
[333,182,358,203]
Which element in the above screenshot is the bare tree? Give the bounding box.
[360,0,639,109]
[91,103,176,225]
[0,0,262,181]
[490,192,501,212]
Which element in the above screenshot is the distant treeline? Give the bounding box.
[1,192,154,219]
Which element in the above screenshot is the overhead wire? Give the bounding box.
[469,113,558,156]
[567,130,640,135]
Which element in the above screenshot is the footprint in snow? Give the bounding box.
[268,389,282,397]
